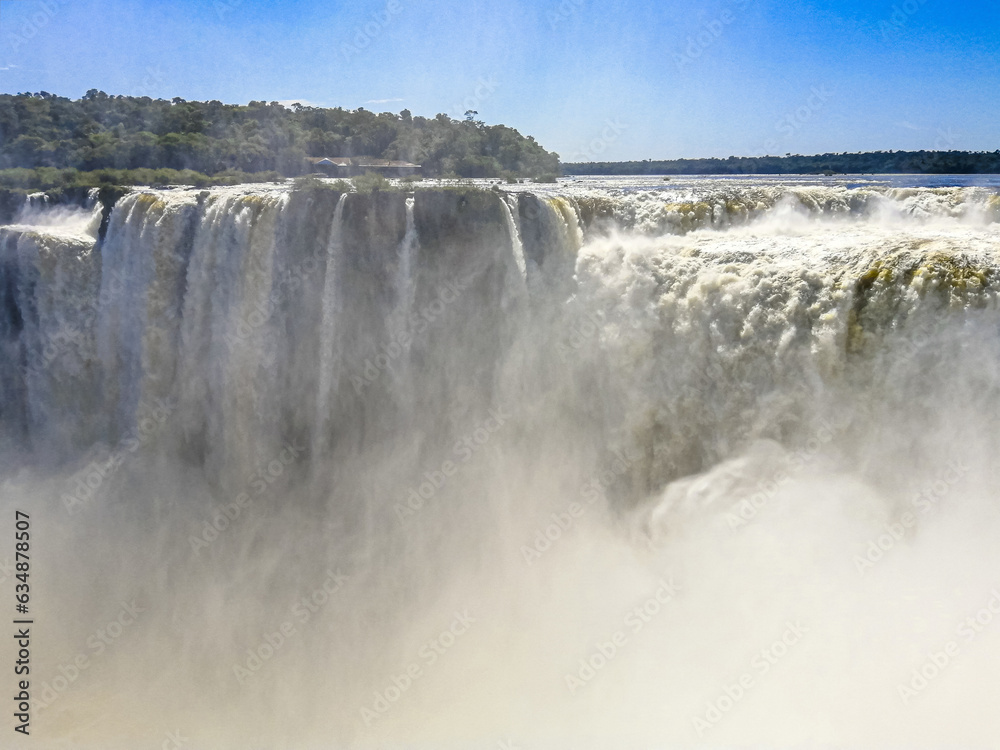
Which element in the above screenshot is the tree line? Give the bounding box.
[0,90,561,188]
[564,151,1000,176]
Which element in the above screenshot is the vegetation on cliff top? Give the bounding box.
[0,90,562,187]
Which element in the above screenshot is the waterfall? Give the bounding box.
[546,196,584,251]
[2,179,1000,748]
[500,193,527,281]
[395,195,418,312]
[314,193,347,459]
[0,226,102,458]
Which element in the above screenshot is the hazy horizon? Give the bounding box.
[1,0,998,162]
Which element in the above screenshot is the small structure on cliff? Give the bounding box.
[308,157,421,177]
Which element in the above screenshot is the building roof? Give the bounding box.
[308,156,420,168]
[310,157,352,167]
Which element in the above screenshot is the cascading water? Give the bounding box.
[500,194,527,282]
[1,177,999,749]
[395,195,419,314]
[314,194,347,461]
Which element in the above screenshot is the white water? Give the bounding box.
[500,195,527,282]
[1,178,999,749]
[315,195,347,460]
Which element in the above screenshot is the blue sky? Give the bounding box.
[1,0,997,161]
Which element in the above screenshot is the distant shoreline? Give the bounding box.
[562,150,1000,176]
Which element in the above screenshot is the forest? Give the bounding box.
[563,151,1000,176]
[0,90,562,192]
[4,90,995,208]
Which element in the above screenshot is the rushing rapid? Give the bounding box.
[1,176,999,749]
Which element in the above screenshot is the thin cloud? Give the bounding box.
[276,99,323,108]
[0,64,19,71]
[365,97,405,105]
[895,121,923,131]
